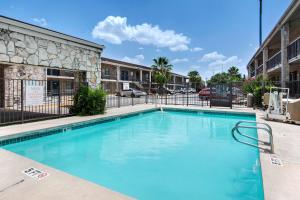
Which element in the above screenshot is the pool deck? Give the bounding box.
[0,104,299,200]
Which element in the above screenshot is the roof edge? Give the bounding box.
[0,15,104,50]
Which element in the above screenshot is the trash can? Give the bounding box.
[247,93,254,107]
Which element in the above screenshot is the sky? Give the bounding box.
[0,0,292,80]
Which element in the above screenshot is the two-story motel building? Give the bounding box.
[247,0,300,90]
[101,57,188,94]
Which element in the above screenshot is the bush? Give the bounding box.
[242,76,273,107]
[70,85,106,116]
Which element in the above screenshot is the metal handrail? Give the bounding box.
[231,120,274,153]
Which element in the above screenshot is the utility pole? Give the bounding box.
[259,0,262,46]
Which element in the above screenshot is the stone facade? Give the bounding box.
[4,65,46,80]
[0,26,102,87]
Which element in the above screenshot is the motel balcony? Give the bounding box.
[288,37,300,63]
[120,75,140,82]
[250,70,255,78]
[267,51,281,71]
[256,64,263,76]
[101,72,117,80]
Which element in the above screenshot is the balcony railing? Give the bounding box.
[250,70,255,77]
[267,51,281,70]
[120,76,140,82]
[256,64,263,75]
[101,73,117,80]
[288,37,300,61]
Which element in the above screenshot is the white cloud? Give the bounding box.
[199,51,243,78]
[121,54,145,64]
[139,47,144,50]
[92,16,190,51]
[200,51,226,62]
[208,56,242,68]
[32,18,48,27]
[190,47,203,52]
[189,65,201,70]
[171,58,189,64]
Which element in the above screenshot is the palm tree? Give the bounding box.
[228,66,241,82]
[188,70,204,91]
[151,57,173,94]
[228,66,239,76]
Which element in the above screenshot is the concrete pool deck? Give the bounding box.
[0,104,299,200]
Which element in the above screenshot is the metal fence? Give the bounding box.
[2,78,299,126]
[0,78,79,126]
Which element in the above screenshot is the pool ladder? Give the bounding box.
[232,121,274,154]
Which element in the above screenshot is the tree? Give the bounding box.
[207,66,242,85]
[208,72,230,85]
[151,57,173,94]
[188,70,204,91]
[228,66,242,81]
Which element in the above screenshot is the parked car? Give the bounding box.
[180,88,187,94]
[198,88,216,100]
[226,87,242,97]
[189,88,196,93]
[150,87,172,95]
[118,88,147,97]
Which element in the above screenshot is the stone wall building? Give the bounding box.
[0,16,104,107]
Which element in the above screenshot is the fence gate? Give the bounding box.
[210,83,232,108]
[0,78,80,126]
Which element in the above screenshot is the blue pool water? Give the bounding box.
[4,110,264,200]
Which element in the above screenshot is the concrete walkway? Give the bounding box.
[0,104,299,200]
[0,149,132,200]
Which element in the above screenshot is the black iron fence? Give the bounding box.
[2,78,300,126]
[0,78,80,126]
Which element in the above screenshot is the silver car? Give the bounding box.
[119,88,147,97]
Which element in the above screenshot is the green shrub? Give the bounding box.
[242,75,273,107]
[70,85,106,116]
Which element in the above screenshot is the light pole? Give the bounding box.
[259,0,262,46]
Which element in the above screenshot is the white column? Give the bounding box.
[263,48,268,79]
[247,66,251,78]
[281,23,290,87]
[116,65,120,91]
[254,59,258,77]
[140,70,143,82]
[149,71,152,83]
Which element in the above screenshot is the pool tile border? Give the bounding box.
[0,108,157,147]
[0,107,255,147]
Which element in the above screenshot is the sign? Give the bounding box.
[123,82,130,90]
[26,84,44,106]
[22,167,49,181]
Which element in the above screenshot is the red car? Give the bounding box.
[198,88,216,100]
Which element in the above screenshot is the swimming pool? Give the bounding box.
[3,110,264,200]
